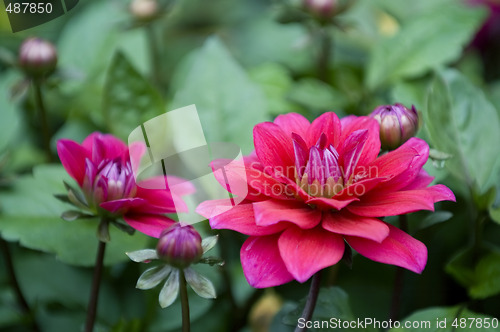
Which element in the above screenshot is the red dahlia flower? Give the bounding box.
[197,113,455,288]
[57,132,194,237]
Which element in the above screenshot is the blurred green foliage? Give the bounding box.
[1,0,500,331]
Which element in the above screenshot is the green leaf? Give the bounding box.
[390,305,499,332]
[136,265,172,290]
[418,211,453,230]
[446,246,500,299]
[426,69,500,193]
[201,235,218,254]
[287,78,348,111]
[490,206,500,225]
[126,249,159,262]
[171,36,268,154]
[248,63,299,115]
[184,267,217,299]
[282,287,355,330]
[103,51,164,140]
[0,165,150,266]
[366,2,486,89]
[159,269,179,308]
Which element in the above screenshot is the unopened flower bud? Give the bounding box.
[18,38,57,78]
[370,103,419,150]
[130,0,159,22]
[156,223,203,268]
[303,0,337,20]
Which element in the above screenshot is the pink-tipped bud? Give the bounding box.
[370,103,419,150]
[18,38,57,78]
[129,0,159,21]
[156,224,203,268]
[303,0,337,20]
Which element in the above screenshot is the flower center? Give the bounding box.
[293,133,344,198]
[83,157,137,208]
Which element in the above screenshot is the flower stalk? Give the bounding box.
[295,271,322,332]
[33,79,52,162]
[84,239,107,332]
[316,27,332,83]
[179,269,190,332]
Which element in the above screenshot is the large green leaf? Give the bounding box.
[103,51,164,140]
[446,246,500,299]
[0,165,150,267]
[425,69,500,193]
[390,306,499,332]
[366,2,486,89]
[171,36,268,154]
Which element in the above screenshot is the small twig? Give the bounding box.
[316,27,332,83]
[295,271,322,332]
[0,239,41,332]
[84,240,107,332]
[179,269,190,332]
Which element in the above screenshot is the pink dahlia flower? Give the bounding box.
[197,113,455,288]
[57,132,194,237]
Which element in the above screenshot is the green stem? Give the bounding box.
[84,240,107,332]
[295,271,322,332]
[33,79,52,162]
[316,27,332,83]
[0,239,41,332]
[389,214,408,321]
[145,24,164,91]
[179,269,190,332]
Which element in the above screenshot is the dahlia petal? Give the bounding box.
[339,116,380,165]
[401,169,434,191]
[123,214,176,238]
[210,159,292,201]
[373,138,429,191]
[57,139,89,185]
[346,185,455,217]
[335,177,385,199]
[136,186,184,213]
[241,235,294,288]
[306,196,359,210]
[322,212,389,243]
[82,132,128,163]
[307,112,342,149]
[345,223,427,273]
[100,197,176,215]
[253,122,295,178]
[138,176,196,196]
[292,133,309,178]
[253,200,322,229]
[274,113,310,138]
[278,226,344,282]
[196,200,287,236]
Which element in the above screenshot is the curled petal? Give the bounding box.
[339,116,380,166]
[278,226,344,283]
[241,235,294,288]
[345,223,427,273]
[82,132,128,163]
